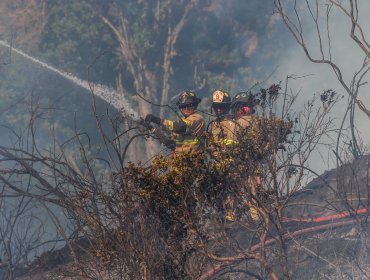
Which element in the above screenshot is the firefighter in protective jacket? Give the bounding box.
[231,91,261,221]
[231,91,254,132]
[208,89,237,150]
[145,91,205,154]
[208,90,238,221]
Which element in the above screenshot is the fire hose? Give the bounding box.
[198,207,369,280]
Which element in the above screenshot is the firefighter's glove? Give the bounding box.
[145,114,162,125]
[163,138,176,150]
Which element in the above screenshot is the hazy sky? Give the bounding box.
[271,0,370,173]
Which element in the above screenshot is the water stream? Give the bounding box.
[0,40,139,120]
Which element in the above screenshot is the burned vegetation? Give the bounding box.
[3,84,370,280]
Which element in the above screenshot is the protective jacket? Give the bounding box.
[162,112,205,153]
[235,115,253,135]
[209,115,238,146]
[207,115,238,166]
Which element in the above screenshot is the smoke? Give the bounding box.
[245,32,259,58]
[271,1,370,172]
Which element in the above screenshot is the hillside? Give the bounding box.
[8,155,370,280]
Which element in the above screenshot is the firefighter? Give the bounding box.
[207,89,237,148]
[145,91,205,155]
[231,91,261,222]
[231,91,254,131]
[207,90,238,221]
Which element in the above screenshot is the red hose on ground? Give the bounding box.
[197,215,363,280]
[197,264,228,280]
[282,207,369,223]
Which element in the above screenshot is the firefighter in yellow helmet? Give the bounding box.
[145,91,205,155]
[231,91,261,222]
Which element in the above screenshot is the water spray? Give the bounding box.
[0,40,139,121]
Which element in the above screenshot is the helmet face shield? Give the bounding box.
[178,103,196,109]
[212,103,229,110]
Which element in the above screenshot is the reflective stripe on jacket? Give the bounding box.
[162,113,205,153]
[209,116,238,146]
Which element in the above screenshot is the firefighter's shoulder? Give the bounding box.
[185,113,204,124]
